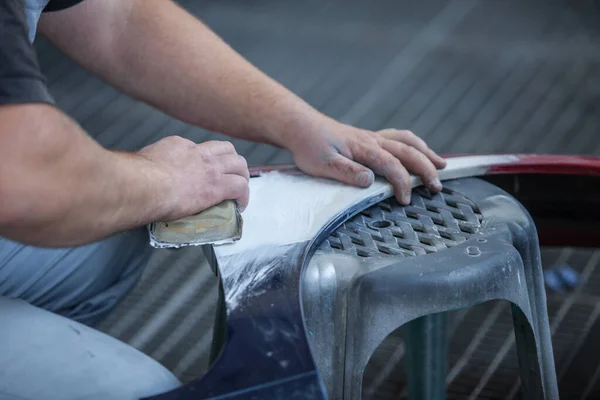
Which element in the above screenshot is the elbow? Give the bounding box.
[0,104,71,225]
[0,104,82,244]
[0,181,27,230]
[0,181,59,246]
[0,160,54,234]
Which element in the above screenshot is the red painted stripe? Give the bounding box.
[488,154,600,176]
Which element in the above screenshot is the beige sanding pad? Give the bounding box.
[148,200,243,248]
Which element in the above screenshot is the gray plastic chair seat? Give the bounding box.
[303,178,559,400]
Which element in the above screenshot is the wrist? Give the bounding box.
[266,107,338,153]
[114,150,176,223]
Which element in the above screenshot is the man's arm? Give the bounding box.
[0,104,249,247]
[38,0,447,205]
[0,0,249,247]
[38,0,311,147]
[0,104,164,246]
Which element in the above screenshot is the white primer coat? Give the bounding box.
[214,154,519,258]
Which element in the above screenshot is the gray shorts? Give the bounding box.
[0,229,181,399]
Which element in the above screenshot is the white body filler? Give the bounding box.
[216,155,518,257]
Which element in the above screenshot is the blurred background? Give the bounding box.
[34,0,600,398]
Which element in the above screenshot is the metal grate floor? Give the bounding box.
[32,0,600,398]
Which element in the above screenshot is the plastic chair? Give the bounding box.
[303,178,559,400]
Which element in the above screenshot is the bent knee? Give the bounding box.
[0,298,180,400]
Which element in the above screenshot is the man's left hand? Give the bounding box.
[288,121,447,205]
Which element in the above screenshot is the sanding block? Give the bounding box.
[148,200,243,248]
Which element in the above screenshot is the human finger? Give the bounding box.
[220,174,250,211]
[381,139,442,193]
[378,129,446,169]
[352,145,412,204]
[217,154,250,182]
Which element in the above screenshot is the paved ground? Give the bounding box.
[34,0,600,398]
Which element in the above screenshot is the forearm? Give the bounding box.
[115,3,325,147]
[39,0,329,148]
[0,104,169,247]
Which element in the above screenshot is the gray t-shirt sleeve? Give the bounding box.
[0,1,55,106]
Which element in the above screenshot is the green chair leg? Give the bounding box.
[403,312,448,400]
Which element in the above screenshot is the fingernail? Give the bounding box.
[356,170,375,187]
[429,178,443,192]
[402,190,411,205]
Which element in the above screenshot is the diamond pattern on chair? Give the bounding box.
[319,187,484,259]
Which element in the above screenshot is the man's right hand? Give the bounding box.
[137,136,250,221]
[1,105,250,247]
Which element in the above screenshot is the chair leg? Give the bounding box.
[209,280,227,365]
[511,304,545,400]
[403,312,448,400]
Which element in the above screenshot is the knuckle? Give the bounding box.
[201,140,218,151]
[407,145,426,159]
[376,128,398,139]
[224,141,236,153]
[343,161,362,175]
[230,174,246,189]
[195,146,209,158]
[164,135,180,141]
[381,151,400,167]
[414,150,436,171]
[367,135,381,147]
[391,141,410,156]
[236,155,249,169]
[170,135,192,145]
[205,140,222,148]
[196,141,212,153]
[161,135,179,146]
[367,150,380,162]
[368,143,387,158]
[332,159,359,178]
[233,178,249,198]
[415,136,428,148]
[424,158,438,173]
[402,145,428,164]
[215,140,235,153]
[351,142,370,157]
[206,140,237,154]
[396,129,416,140]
